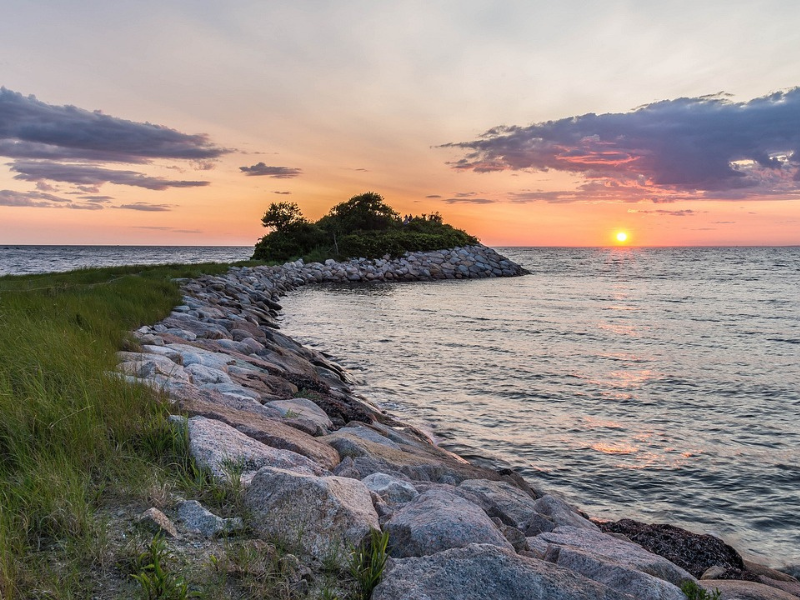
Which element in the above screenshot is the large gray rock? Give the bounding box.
[177,500,244,538]
[266,397,333,431]
[533,495,598,530]
[176,394,340,470]
[361,473,418,505]
[166,343,236,371]
[545,544,687,600]
[185,363,232,385]
[701,579,800,599]
[187,416,325,483]
[536,526,693,586]
[117,352,189,382]
[384,488,513,558]
[372,543,622,600]
[245,466,379,564]
[457,478,540,528]
[324,427,508,484]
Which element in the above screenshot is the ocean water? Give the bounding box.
[0,245,253,276]
[279,247,800,568]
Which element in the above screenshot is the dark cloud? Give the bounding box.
[239,162,302,178]
[80,195,114,203]
[425,194,442,198]
[116,202,172,212]
[0,189,102,210]
[443,88,800,202]
[0,88,227,162]
[273,191,292,195]
[444,197,496,204]
[11,161,210,190]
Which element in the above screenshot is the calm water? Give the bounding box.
[279,247,800,568]
[4,245,798,567]
[0,245,253,276]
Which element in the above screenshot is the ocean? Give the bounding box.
[0,245,253,276]
[279,247,800,568]
[2,245,798,568]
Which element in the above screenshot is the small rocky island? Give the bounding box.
[117,246,799,599]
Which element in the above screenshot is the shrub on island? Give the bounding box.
[252,192,478,262]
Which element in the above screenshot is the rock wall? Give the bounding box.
[273,244,528,284]
[116,246,798,600]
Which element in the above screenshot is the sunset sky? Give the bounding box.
[2,1,800,247]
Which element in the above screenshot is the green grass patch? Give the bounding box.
[0,261,252,599]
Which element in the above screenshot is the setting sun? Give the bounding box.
[616,231,629,243]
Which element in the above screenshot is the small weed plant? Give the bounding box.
[130,534,198,600]
[681,580,722,600]
[349,528,389,600]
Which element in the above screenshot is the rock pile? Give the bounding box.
[273,244,527,284]
[117,247,798,599]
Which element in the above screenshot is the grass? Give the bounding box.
[0,261,251,599]
[681,580,722,600]
[348,529,389,600]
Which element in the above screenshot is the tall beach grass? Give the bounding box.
[0,262,240,598]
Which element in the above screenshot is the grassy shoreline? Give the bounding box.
[0,262,251,598]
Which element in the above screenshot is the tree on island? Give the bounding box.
[260,201,307,232]
[252,192,478,262]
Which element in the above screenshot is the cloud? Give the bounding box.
[116,202,172,211]
[239,162,302,178]
[0,189,102,209]
[273,190,292,195]
[0,88,227,162]
[80,195,114,203]
[627,209,700,216]
[425,194,442,198]
[444,197,496,204]
[443,88,800,202]
[11,161,210,190]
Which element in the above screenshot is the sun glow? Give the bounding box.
[615,231,628,243]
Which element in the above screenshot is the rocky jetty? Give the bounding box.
[117,246,798,599]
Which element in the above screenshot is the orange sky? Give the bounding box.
[2,2,800,247]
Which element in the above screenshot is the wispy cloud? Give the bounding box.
[444,197,496,204]
[273,190,292,195]
[443,88,800,202]
[628,208,700,216]
[0,189,102,209]
[425,194,442,199]
[116,202,173,212]
[239,162,302,178]
[11,161,210,190]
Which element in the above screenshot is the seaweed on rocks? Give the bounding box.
[596,518,754,580]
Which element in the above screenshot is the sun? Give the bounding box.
[615,231,628,243]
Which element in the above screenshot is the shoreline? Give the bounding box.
[119,245,799,599]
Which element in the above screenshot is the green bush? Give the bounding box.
[252,192,478,262]
[338,228,477,259]
[252,222,330,262]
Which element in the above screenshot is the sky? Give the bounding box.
[1,0,800,247]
